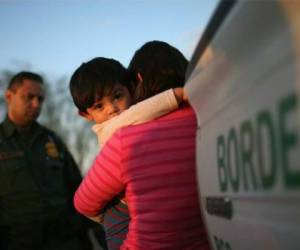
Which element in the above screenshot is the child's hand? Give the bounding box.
[173,87,188,104]
[182,89,188,102]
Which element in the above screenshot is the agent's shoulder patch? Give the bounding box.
[45,141,59,159]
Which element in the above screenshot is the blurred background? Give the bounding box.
[0,0,218,174]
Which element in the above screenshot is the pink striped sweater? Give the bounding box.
[74,105,210,250]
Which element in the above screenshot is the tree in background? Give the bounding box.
[0,70,97,174]
[0,70,13,115]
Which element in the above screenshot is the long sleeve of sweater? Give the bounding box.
[73,133,124,217]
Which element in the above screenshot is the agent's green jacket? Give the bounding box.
[0,117,92,250]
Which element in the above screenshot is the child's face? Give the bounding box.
[82,83,132,124]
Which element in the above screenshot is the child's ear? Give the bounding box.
[78,110,93,121]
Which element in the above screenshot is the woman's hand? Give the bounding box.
[86,214,104,224]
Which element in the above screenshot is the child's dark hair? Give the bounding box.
[128,40,188,103]
[69,57,133,113]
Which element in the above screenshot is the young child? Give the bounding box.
[69,57,185,249]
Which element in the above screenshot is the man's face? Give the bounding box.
[81,83,132,124]
[5,79,45,127]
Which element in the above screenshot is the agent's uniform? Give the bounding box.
[0,117,93,250]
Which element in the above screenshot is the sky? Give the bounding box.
[0,0,218,82]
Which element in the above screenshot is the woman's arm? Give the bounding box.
[73,133,124,218]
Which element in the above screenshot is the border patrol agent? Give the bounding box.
[0,72,93,250]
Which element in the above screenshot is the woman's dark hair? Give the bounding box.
[128,40,188,103]
[69,57,133,113]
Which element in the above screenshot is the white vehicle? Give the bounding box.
[185,1,300,249]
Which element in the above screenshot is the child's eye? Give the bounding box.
[114,92,123,100]
[94,103,103,110]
